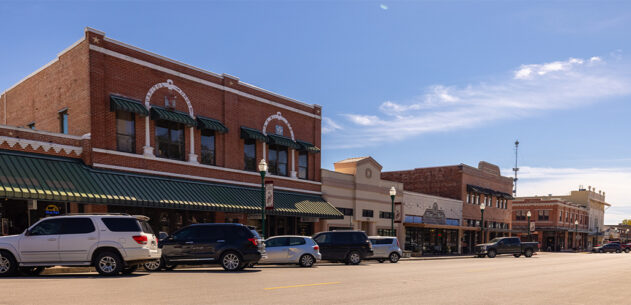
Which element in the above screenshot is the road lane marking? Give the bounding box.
[264,282,341,290]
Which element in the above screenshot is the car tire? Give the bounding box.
[299,254,315,267]
[389,252,400,263]
[19,267,45,276]
[599,249,604,253]
[0,251,18,277]
[346,251,361,265]
[625,249,630,253]
[514,254,521,258]
[377,259,385,263]
[524,249,533,258]
[143,259,162,272]
[616,249,621,253]
[221,251,242,271]
[121,265,138,275]
[95,251,123,276]
[487,250,497,258]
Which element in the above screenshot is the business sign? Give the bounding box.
[265,181,274,210]
[300,217,319,223]
[394,202,403,223]
[529,222,536,232]
[45,205,60,215]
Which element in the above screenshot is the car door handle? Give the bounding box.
[47,238,57,241]
[88,237,97,240]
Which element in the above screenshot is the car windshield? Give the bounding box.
[489,238,503,243]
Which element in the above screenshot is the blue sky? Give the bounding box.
[1,1,631,223]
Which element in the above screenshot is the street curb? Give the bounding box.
[404,256,473,261]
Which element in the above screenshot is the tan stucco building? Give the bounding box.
[557,186,610,247]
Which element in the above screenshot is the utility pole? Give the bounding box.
[513,140,520,197]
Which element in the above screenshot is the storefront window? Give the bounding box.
[116,110,135,153]
[268,144,287,176]
[200,129,215,165]
[243,138,257,171]
[298,151,308,179]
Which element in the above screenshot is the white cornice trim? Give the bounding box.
[0,124,84,140]
[0,136,82,156]
[90,44,320,119]
[92,148,322,185]
[92,163,322,195]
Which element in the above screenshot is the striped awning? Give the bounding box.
[197,116,228,133]
[0,150,343,219]
[296,140,321,154]
[240,127,267,142]
[150,106,197,127]
[267,134,300,149]
[110,95,149,116]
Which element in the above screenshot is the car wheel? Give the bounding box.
[514,254,521,258]
[0,251,18,277]
[221,251,242,271]
[616,249,621,253]
[19,267,45,276]
[389,252,400,263]
[625,249,630,253]
[377,259,385,263]
[121,265,138,275]
[95,251,123,276]
[299,254,315,267]
[347,251,361,265]
[599,249,604,253]
[143,260,162,272]
[524,249,533,258]
[487,250,497,258]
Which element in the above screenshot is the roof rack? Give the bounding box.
[62,213,131,216]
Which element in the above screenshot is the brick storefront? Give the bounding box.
[0,27,341,237]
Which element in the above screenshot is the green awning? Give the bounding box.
[150,106,197,127]
[110,95,149,116]
[197,116,228,133]
[0,150,343,219]
[240,127,267,142]
[296,140,321,154]
[267,134,300,149]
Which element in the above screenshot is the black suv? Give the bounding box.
[313,231,373,265]
[157,223,263,271]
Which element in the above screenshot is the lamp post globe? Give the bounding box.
[258,159,268,239]
[526,211,532,242]
[574,220,579,250]
[389,187,396,236]
[480,203,486,244]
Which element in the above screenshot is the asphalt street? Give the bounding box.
[2,252,630,305]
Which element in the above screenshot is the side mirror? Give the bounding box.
[158,232,169,241]
[24,229,31,236]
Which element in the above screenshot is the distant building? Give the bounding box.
[556,186,609,246]
[382,161,514,254]
[512,197,589,251]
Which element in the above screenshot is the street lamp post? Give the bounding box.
[258,159,268,239]
[627,229,629,243]
[480,203,486,244]
[389,187,396,237]
[574,220,579,250]
[527,211,532,242]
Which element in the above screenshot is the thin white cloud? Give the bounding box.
[380,4,388,10]
[325,55,631,149]
[321,117,343,134]
[502,166,631,225]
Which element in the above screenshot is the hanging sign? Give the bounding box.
[45,205,60,215]
[265,181,274,210]
[529,222,536,232]
[394,202,403,223]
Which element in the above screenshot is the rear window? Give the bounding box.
[290,237,306,246]
[372,239,394,245]
[102,217,141,232]
[140,221,154,234]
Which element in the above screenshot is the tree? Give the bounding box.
[622,219,631,226]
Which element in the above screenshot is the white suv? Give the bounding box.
[0,214,160,276]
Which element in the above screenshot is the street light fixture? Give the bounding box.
[480,203,486,244]
[526,210,532,242]
[627,229,629,243]
[574,220,579,250]
[389,187,396,237]
[258,159,268,239]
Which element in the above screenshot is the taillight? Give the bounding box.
[248,238,258,246]
[395,239,400,248]
[133,235,148,245]
[313,245,319,251]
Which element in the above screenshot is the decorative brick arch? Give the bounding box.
[144,79,194,117]
[262,112,295,140]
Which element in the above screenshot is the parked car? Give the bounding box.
[0,214,160,277]
[153,223,264,271]
[475,237,539,258]
[259,236,321,267]
[312,230,373,265]
[368,236,402,263]
[621,243,631,253]
[592,243,622,253]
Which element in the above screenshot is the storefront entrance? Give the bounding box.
[405,226,458,255]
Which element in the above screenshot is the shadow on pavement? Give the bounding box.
[1,273,148,279]
[168,269,262,274]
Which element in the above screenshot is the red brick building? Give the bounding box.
[512,197,589,251]
[0,27,341,236]
[382,161,514,253]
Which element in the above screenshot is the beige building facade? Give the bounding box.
[321,157,404,239]
[557,186,610,247]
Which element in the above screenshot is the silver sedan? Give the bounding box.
[260,236,322,267]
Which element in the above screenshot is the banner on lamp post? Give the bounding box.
[265,181,274,210]
[529,222,535,232]
[394,202,403,223]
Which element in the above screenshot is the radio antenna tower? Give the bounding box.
[513,140,519,196]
